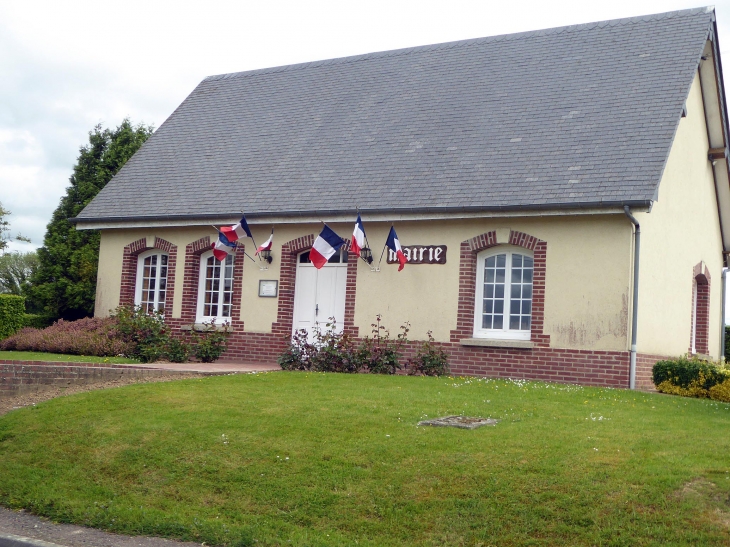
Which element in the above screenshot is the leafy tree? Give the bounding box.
[0,251,39,296]
[0,202,31,253]
[30,119,153,321]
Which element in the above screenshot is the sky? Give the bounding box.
[2,0,730,255]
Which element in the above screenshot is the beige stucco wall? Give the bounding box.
[95,215,632,351]
[635,71,725,358]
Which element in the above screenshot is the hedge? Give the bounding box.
[653,356,730,402]
[0,294,25,340]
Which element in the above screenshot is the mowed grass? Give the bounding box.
[0,350,138,364]
[1,373,730,546]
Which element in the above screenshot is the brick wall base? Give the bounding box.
[0,361,222,398]
[203,332,645,389]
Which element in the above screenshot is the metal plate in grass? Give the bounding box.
[418,415,499,429]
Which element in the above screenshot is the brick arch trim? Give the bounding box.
[690,262,711,355]
[450,230,548,346]
[272,234,359,338]
[120,237,177,308]
[179,236,245,326]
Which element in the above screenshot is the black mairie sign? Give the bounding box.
[387,245,447,265]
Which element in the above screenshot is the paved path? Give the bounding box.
[0,507,202,547]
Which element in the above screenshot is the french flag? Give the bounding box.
[310,225,345,269]
[220,215,252,243]
[351,214,366,257]
[212,232,236,261]
[256,229,274,254]
[386,226,407,271]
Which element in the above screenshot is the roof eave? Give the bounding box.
[71,200,653,229]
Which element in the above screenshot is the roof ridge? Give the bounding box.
[203,6,714,83]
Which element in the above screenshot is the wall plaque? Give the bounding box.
[387,245,447,265]
[259,280,279,297]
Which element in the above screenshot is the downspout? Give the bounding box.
[624,206,640,390]
[722,267,728,361]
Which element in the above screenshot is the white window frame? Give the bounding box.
[135,249,169,314]
[473,245,533,341]
[196,250,235,323]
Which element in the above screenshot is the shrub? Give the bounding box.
[22,313,50,329]
[112,305,168,363]
[192,321,230,363]
[278,329,313,371]
[0,294,25,339]
[652,356,730,402]
[310,319,360,373]
[165,338,191,363]
[357,315,410,374]
[0,316,132,356]
[408,331,449,376]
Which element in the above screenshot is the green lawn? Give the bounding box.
[0,350,138,364]
[0,373,729,546]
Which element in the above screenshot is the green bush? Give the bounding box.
[0,294,25,339]
[408,331,449,376]
[22,313,50,329]
[652,356,730,400]
[192,321,230,363]
[165,338,191,363]
[112,305,168,363]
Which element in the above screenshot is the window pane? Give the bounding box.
[496,255,506,267]
[150,255,157,266]
[510,300,520,314]
[511,284,521,298]
[513,255,522,267]
[522,301,531,314]
[494,300,503,314]
[523,285,532,298]
[486,269,495,283]
[524,257,533,268]
[495,285,504,299]
[521,316,531,330]
[496,268,505,283]
[512,268,521,283]
[486,256,495,267]
[509,315,520,330]
[484,300,493,313]
[482,315,493,329]
[494,315,503,329]
[524,269,533,283]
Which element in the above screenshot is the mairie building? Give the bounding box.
[74,7,730,389]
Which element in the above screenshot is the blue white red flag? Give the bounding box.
[256,229,274,254]
[351,214,366,257]
[221,214,252,243]
[212,232,236,261]
[310,225,345,269]
[386,226,407,271]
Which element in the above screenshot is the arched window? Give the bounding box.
[196,251,234,323]
[474,246,533,340]
[135,250,169,314]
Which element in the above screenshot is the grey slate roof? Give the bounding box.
[77,7,716,222]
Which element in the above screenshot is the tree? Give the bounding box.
[30,119,153,321]
[0,202,31,253]
[0,251,39,295]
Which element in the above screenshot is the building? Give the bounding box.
[74,7,730,388]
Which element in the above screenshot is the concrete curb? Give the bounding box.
[0,532,65,547]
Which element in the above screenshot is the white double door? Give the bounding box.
[292,256,348,342]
